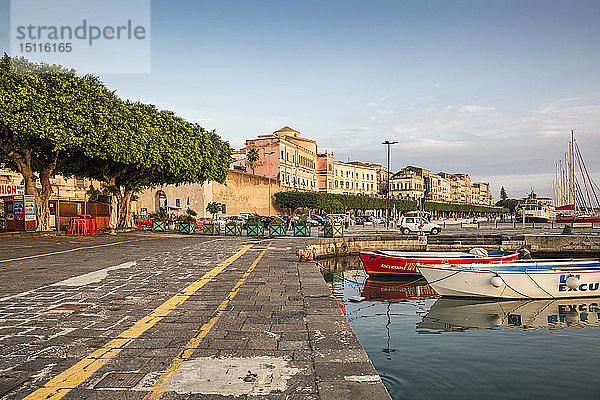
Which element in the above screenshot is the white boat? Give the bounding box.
[417,259,600,299]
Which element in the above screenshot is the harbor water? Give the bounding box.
[320,256,600,400]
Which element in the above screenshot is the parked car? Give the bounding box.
[226,215,247,228]
[398,216,441,235]
[309,215,325,226]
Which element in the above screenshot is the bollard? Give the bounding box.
[532,221,535,229]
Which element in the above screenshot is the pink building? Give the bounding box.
[245,126,318,191]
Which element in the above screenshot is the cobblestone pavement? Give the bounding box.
[0,233,390,399]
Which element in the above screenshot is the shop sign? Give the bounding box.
[0,184,24,196]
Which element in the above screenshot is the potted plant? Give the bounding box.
[246,214,264,236]
[293,215,311,237]
[177,209,197,234]
[204,202,222,235]
[324,220,344,238]
[269,216,286,237]
[225,220,243,236]
[151,210,169,232]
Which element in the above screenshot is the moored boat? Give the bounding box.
[360,249,520,277]
[418,259,600,299]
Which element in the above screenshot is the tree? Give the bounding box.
[247,147,259,175]
[0,54,110,230]
[60,102,232,228]
[206,202,222,219]
[500,186,508,201]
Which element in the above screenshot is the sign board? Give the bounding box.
[24,195,36,222]
[13,195,24,218]
[0,184,24,196]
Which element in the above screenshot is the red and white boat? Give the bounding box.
[360,250,520,277]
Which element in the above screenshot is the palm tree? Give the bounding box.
[247,147,259,175]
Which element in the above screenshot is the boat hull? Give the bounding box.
[360,251,519,277]
[418,264,600,299]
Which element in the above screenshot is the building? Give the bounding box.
[230,149,246,171]
[245,126,318,191]
[472,182,493,205]
[331,161,378,195]
[389,169,425,200]
[316,152,335,192]
[348,161,389,195]
[245,126,379,196]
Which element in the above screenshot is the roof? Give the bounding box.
[274,126,300,134]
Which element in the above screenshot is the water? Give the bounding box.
[318,256,600,400]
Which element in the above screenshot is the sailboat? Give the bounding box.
[554,130,600,224]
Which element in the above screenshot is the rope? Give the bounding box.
[524,270,556,299]
[497,273,533,299]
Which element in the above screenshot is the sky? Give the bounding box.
[2,0,600,200]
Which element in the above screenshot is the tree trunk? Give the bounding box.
[11,149,57,231]
[37,168,53,231]
[36,153,58,231]
[116,188,135,228]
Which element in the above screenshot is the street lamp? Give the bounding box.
[382,140,398,228]
[265,151,275,217]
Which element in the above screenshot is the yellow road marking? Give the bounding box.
[0,239,146,263]
[144,241,272,400]
[23,244,254,400]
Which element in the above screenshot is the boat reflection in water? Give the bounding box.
[418,297,600,333]
[362,278,439,301]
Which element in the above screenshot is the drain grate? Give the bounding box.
[95,372,145,389]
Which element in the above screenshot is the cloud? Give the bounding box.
[458,105,496,113]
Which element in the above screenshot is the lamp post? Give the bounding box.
[382,140,398,228]
[265,151,275,217]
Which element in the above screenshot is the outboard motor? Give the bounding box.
[469,247,488,257]
[516,247,532,259]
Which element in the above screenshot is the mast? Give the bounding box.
[570,129,576,213]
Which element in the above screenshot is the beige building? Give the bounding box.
[389,169,425,200]
[391,167,492,206]
[134,170,284,217]
[472,182,493,205]
[331,161,377,195]
[348,162,389,195]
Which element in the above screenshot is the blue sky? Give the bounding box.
[2,0,600,199]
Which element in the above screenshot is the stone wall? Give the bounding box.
[134,170,284,217]
[524,234,600,256]
[302,234,600,259]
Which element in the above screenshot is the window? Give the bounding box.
[406,217,414,223]
[281,150,284,159]
[175,198,181,208]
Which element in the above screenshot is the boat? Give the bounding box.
[417,297,600,332]
[359,249,520,277]
[553,129,600,224]
[515,195,556,223]
[418,259,600,299]
[361,277,438,301]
